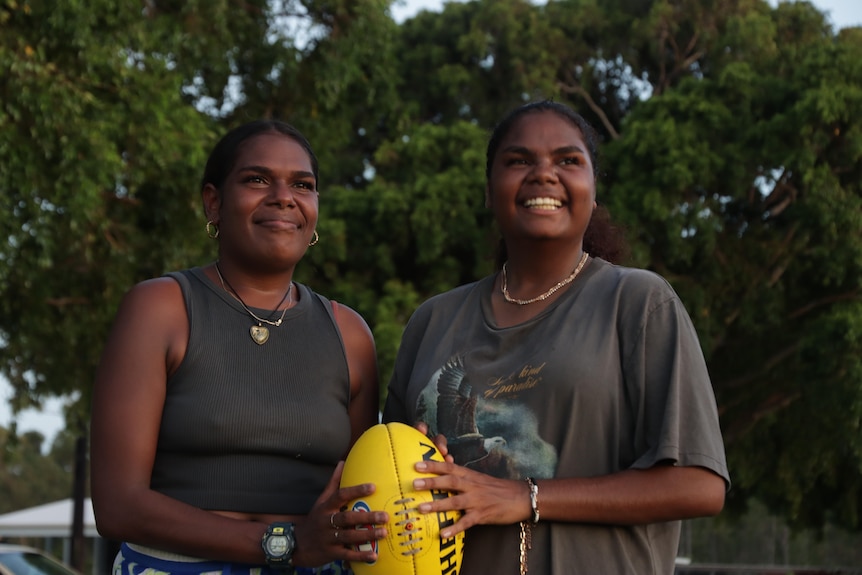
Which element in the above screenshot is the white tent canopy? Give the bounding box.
[0,498,97,538]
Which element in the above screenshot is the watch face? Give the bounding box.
[266,535,289,556]
[263,522,296,569]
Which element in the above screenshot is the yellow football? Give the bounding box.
[340,422,464,575]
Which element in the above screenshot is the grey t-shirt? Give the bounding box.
[383,257,729,575]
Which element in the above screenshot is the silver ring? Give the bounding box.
[330,513,338,529]
[334,529,340,541]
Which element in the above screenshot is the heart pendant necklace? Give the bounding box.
[250,325,270,345]
[215,262,292,345]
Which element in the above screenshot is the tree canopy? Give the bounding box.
[1,0,860,535]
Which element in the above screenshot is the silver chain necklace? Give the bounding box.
[501,252,589,305]
[214,262,292,345]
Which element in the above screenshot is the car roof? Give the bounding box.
[0,544,40,552]
[0,543,80,574]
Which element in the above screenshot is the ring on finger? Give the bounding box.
[330,513,338,529]
[335,530,340,541]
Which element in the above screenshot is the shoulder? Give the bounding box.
[590,258,673,290]
[304,289,378,405]
[102,272,191,373]
[301,285,374,347]
[120,274,186,314]
[581,259,696,331]
[588,258,678,304]
[105,275,189,355]
[333,302,374,344]
[404,279,486,330]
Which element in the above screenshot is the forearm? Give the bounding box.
[93,488,268,564]
[414,461,726,536]
[94,463,390,568]
[533,465,726,525]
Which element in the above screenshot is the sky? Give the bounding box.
[2,0,860,449]
[392,0,862,28]
[774,0,862,28]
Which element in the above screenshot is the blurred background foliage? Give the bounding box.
[1,0,861,564]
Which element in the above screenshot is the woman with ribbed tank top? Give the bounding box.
[383,101,731,575]
[90,120,387,574]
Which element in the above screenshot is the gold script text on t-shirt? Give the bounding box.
[484,363,546,399]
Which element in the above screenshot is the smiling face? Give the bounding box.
[486,110,596,249]
[203,131,318,269]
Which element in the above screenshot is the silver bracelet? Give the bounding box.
[525,476,540,524]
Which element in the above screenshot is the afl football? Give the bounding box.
[340,422,464,575]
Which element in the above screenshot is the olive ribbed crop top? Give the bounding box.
[149,267,351,515]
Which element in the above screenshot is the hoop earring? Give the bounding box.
[308,230,319,246]
[206,221,219,239]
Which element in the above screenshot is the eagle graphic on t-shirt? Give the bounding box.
[436,356,518,477]
[416,354,558,480]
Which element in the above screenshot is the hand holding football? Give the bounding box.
[340,422,464,575]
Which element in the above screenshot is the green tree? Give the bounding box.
[395,0,563,126]
[310,120,493,395]
[1,426,69,514]
[0,0,213,436]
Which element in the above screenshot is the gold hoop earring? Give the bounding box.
[308,230,319,246]
[206,221,219,239]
